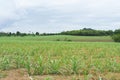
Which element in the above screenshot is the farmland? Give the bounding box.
[0,35,113,42]
[0,35,120,80]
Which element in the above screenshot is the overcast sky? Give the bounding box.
[0,0,120,33]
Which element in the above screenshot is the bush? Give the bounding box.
[112,34,120,42]
[56,39,60,41]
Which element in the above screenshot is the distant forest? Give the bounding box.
[0,28,120,36]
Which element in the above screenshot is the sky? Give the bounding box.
[0,0,120,33]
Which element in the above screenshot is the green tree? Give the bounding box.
[114,29,120,34]
[112,34,120,42]
[16,31,21,36]
[35,32,39,35]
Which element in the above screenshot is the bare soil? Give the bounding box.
[0,69,30,80]
[0,69,120,80]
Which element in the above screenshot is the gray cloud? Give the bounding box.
[0,0,120,33]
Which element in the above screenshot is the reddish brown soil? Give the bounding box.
[32,73,120,80]
[32,75,84,80]
[0,69,30,80]
[0,69,120,80]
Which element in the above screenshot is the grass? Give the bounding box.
[0,35,113,42]
[0,35,119,79]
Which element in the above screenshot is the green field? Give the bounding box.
[0,36,120,80]
[0,35,113,42]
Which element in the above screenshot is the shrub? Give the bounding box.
[112,34,120,42]
[56,39,60,41]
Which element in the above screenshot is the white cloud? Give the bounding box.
[0,0,15,20]
[0,0,120,32]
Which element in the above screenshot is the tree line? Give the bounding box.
[0,28,120,42]
[0,28,120,36]
[60,28,114,36]
[0,31,58,37]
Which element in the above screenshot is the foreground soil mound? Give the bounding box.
[0,69,30,80]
